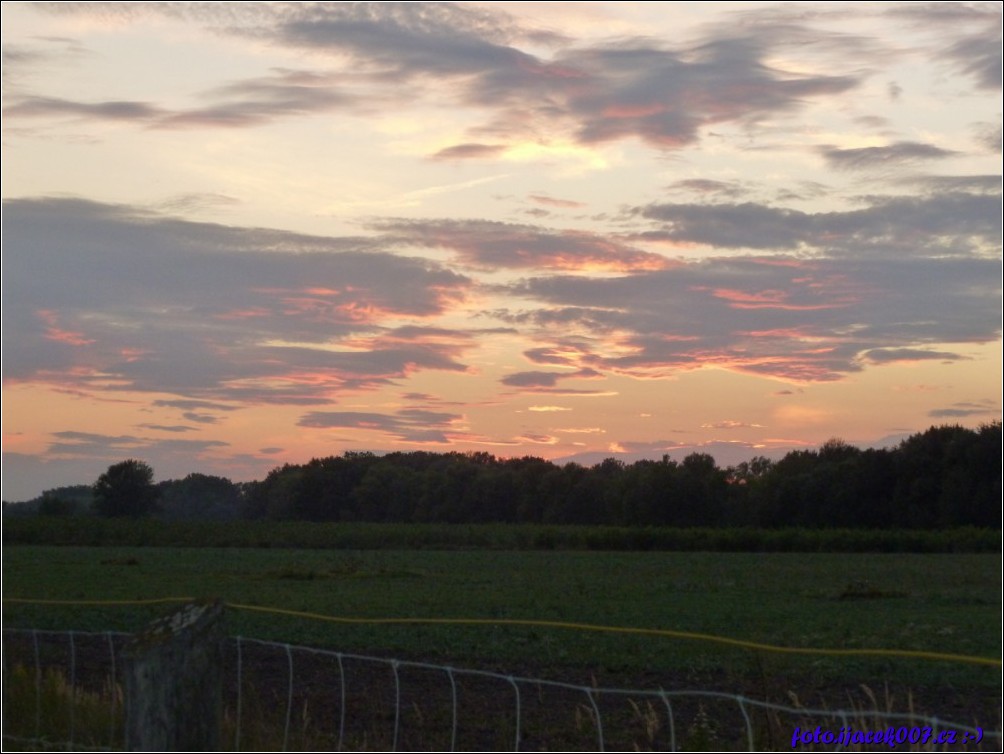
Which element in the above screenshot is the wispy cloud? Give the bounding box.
[636,191,1000,256]
[138,424,198,434]
[863,348,963,364]
[929,399,1000,418]
[665,179,749,199]
[377,218,670,271]
[819,141,958,171]
[501,367,603,389]
[299,408,464,443]
[430,143,507,161]
[47,430,228,459]
[528,194,586,209]
[4,95,164,121]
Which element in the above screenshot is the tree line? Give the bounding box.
[9,422,1000,530]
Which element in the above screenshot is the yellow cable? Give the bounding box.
[227,603,1001,668]
[6,596,998,668]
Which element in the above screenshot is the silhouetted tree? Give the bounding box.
[157,473,241,520]
[92,459,159,517]
[38,492,77,516]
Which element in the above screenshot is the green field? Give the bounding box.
[4,545,1000,750]
[3,545,1000,686]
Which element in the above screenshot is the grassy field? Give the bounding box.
[3,545,1000,750]
[3,546,999,684]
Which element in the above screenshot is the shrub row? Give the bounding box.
[3,517,998,553]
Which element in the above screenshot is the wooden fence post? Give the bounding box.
[123,600,225,751]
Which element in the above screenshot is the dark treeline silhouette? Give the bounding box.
[8,423,1000,529]
[240,422,1000,529]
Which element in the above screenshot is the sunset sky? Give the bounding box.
[2,1,1001,501]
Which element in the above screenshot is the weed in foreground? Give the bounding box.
[2,665,122,751]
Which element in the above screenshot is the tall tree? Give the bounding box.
[92,459,159,517]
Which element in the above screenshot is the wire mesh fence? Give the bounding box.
[2,627,999,751]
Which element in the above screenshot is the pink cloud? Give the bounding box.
[36,309,94,346]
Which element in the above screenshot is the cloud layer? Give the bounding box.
[3,198,472,405]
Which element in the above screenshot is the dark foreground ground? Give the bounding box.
[2,630,999,752]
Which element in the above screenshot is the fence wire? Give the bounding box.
[3,627,999,752]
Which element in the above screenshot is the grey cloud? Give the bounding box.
[501,367,602,388]
[536,35,858,149]
[51,430,144,449]
[298,407,463,443]
[3,198,472,404]
[820,141,958,171]
[637,202,813,250]
[22,2,565,135]
[930,408,982,418]
[22,3,862,152]
[157,70,355,129]
[884,2,1001,89]
[503,253,1000,382]
[518,433,558,445]
[443,32,859,150]
[259,341,470,377]
[887,3,999,23]
[854,115,889,128]
[157,193,241,214]
[944,30,1002,90]
[37,1,557,50]
[928,400,1000,419]
[138,424,197,433]
[5,70,357,130]
[528,195,586,209]
[153,399,238,412]
[402,392,435,402]
[523,344,593,366]
[897,174,1002,194]
[637,192,1000,256]
[666,179,749,199]
[431,143,506,160]
[863,348,962,363]
[2,37,91,87]
[2,37,90,84]
[377,218,669,271]
[274,2,550,81]
[47,430,228,458]
[2,45,49,66]
[182,412,222,425]
[774,181,831,203]
[501,371,564,388]
[3,95,164,121]
[975,124,1002,154]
